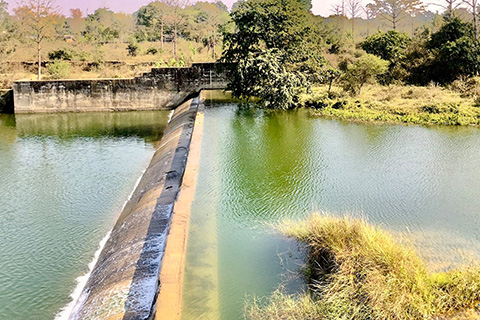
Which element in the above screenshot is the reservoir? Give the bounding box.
[182,103,480,320]
[0,111,170,319]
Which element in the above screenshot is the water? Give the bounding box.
[182,104,480,320]
[0,111,170,320]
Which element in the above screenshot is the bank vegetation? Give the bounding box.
[248,214,480,320]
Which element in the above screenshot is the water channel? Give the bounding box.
[0,111,170,319]
[182,102,480,320]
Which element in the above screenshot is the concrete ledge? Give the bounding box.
[13,63,227,113]
[69,95,200,320]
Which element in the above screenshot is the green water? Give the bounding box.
[182,104,480,320]
[0,111,170,319]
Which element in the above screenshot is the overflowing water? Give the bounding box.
[182,103,480,320]
[0,111,170,320]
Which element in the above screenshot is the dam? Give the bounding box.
[4,65,480,320]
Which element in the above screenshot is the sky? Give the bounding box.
[5,0,444,17]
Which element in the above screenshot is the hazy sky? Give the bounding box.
[5,0,443,17]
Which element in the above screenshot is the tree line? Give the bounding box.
[221,0,480,108]
[0,0,232,79]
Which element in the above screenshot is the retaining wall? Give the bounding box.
[13,63,227,113]
[69,95,200,320]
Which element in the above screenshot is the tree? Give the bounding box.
[364,3,378,36]
[68,8,84,36]
[222,0,325,108]
[14,0,60,80]
[370,0,407,29]
[347,0,362,39]
[362,30,411,61]
[341,54,389,94]
[461,0,478,40]
[164,0,189,58]
[136,1,170,46]
[192,2,230,59]
[427,17,480,83]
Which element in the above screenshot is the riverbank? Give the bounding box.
[303,84,480,126]
[248,214,480,320]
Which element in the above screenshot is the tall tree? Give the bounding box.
[371,0,406,29]
[136,1,170,46]
[165,0,189,58]
[192,2,230,58]
[347,0,362,39]
[14,0,60,80]
[364,3,378,36]
[462,0,478,40]
[222,0,325,109]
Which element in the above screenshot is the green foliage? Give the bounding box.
[362,31,411,61]
[47,61,71,79]
[341,54,389,94]
[248,214,480,320]
[48,48,73,61]
[127,42,140,56]
[234,49,307,109]
[426,17,480,84]
[222,0,325,108]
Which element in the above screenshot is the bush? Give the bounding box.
[127,42,140,57]
[146,47,160,55]
[47,61,71,79]
[48,48,73,61]
[341,54,388,95]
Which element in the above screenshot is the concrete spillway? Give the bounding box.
[69,96,200,320]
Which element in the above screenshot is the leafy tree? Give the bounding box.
[222,0,325,108]
[341,53,388,94]
[234,49,307,109]
[14,0,61,80]
[427,17,480,83]
[191,2,230,59]
[362,30,411,61]
[164,0,189,58]
[136,1,171,46]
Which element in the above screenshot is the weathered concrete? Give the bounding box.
[155,92,205,320]
[0,89,14,113]
[69,96,200,320]
[13,63,227,113]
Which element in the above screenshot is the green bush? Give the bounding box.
[127,42,140,57]
[48,48,73,61]
[47,61,71,79]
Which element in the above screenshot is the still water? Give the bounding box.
[0,111,170,319]
[182,104,480,320]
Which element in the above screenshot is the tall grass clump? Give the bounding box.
[248,214,480,320]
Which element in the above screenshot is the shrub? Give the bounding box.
[47,61,71,79]
[48,48,73,61]
[341,54,388,95]
[146,47,159,55]
[127,42,140,57]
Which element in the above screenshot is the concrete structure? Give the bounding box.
[13,63,227,113]
[69,96,201,320]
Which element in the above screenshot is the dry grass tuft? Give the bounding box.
[248,214,480,320]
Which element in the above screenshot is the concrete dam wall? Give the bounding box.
[69,96,201,320]
[13,63,227,113]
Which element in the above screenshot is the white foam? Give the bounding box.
[54,168,147,320]
[167,110,175,123]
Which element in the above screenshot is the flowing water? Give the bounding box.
[0,111,170,320]
[182,103,480,320]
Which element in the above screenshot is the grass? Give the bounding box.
[247,214,480,320]
[303,85,480,126]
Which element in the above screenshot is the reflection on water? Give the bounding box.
[183,104,480,320]
[0,111,170,320]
